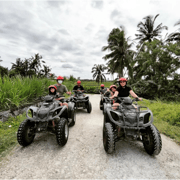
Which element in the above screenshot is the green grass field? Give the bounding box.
[138,99,180,144]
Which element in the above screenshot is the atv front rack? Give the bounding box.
[107,106,154,129]
[26,105,67,122]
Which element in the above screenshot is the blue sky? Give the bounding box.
[0,0,180,79]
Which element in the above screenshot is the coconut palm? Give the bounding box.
[91,64,106,85]
[166,20,180,42]
[102,27,134,78]
[38,65,51,78]
[135,14,168,45]
[11,58,24,75]
[29,53,43,75]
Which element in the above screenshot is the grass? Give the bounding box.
[138,99,180,144]
[0,76,55,111]
[0,113,26,160]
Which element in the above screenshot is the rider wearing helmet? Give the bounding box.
[110,77,142,109]
[73,80,84,92]
[116,77,141,100]
[54,76,71,96]
[54,76,71,108]
[48,85,57,96]
[48,85,63,104]
[109,85,117,104]
[99,84,107,94]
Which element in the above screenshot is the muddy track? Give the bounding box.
[0,94,180,179]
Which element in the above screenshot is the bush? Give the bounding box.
[84,86,99,93]
[69,75,76,82]
[0,75,54,110]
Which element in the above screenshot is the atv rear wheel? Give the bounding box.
[17,119,35,147]
[56,118,69,146]
[69,109,76,127]
[142,124,162,155]
[103,123,115,154]
[87,101,92,113]
[100,100,103,110]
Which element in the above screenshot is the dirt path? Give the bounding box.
[0,94,180,179]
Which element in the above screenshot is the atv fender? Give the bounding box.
[103,103,111,114]
[58,105,68,119]
[26,106,38,118]
[68,102,75,111]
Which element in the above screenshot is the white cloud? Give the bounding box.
[0,0,180,79]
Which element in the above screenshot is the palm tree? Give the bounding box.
[135,14,168,45]
[29,53,43,75]
[166,20,180,42]
[38,65,51,78]
[11,58,24,75]
[91,64,106,85]
[102,27,134,78]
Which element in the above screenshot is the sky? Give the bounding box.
[0,0,180,80]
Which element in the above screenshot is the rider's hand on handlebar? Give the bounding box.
[67,91,71,95]
[135,97,142,101]
[56,97,62,100]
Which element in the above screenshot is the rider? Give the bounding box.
[54,76,71,108]
[48,85,67,107]
[109,85,117,104]
[110,77,142,109]
[48,85,57,96]
[100,84,111,98]
[99,84,107,94]
[73,80,84,96]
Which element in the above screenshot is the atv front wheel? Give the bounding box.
[142,124,162,155]
[103,123,115,154]
[87,101,92,113]
[69,109,76,127]
[17,119,35,147]
[56,118,69,146]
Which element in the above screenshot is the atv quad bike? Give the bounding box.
[17,95,75,147]
[99,89,111,111]
[101,95,114,114]
[70,90,92,113]
[103,97,162,156]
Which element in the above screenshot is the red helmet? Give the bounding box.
[77,80,81,84]
[119,77,127,82]
[57,76,64,80]
[48,85,57,90]
[101,84,104,87]
[110,85,117,90]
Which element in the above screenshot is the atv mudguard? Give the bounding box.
[68,101,75,117]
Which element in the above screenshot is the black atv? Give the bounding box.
[17,95,75,147]
[70,90,92,113]
[103,97,162,156]
[99,90,111,111]
[101,95,114,115]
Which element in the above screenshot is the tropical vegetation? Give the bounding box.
[102,26,134,79]
[91,64,107,84]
